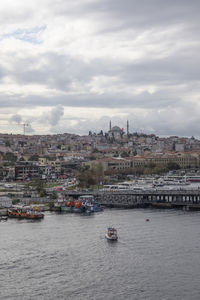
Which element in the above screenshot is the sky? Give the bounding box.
[0,0,200,137]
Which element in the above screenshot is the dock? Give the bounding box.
[64,189,200,210]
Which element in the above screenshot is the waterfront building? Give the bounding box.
[0,196,12,208]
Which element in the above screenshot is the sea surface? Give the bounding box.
[1,208,200,300]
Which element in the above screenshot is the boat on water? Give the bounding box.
[8,208,44,219]
[79,195,103,213]
[105,227,118,241]
[60,195,103,214]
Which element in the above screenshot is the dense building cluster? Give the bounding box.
[0,123,200,181]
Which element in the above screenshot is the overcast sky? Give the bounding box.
[0,0,200,137]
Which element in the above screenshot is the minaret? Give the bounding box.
[127,120,129,135]
[109,120,111,131]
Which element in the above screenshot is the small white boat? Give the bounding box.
[105,227,118,241]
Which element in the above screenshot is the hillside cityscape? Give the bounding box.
[0,121,200,184]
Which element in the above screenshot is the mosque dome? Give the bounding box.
[110,126,122,132]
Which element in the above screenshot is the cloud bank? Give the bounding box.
[0,0,200,137]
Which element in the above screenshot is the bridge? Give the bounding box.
[64,189,200,210]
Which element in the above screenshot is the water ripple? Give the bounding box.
[1,209,200,299]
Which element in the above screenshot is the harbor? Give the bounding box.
[1,189,200,218]
[64,188,200,210]
[1,208,200,300]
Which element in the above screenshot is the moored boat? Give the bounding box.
[79,195,103,213]
[8,208,44,219]
[105,227,118,241]
[60,195,103,214]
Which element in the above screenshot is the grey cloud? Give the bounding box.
[10,114,22,124]
[7,38,200,93]
[1,0,200,138]
[88,0,200,31]
[9,114,35,134]
[53,108,200,138]
[51,0,200,34]
[90,107,200,137]
[121,54,200,86]
[0,90,182,110]
[10,53,119,91]
[24,124,35,134]
[44,105,64,126]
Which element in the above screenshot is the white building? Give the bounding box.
[0,197,12,208]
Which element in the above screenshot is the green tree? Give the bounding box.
[153,164,168,174]
[5,140,11,147]
[77,163,104,188]
[121,151,129,158]
[50,191,58,200]
[3,152,17,164]
[147,162,156,169]
[92,148,99,153]
[12,199,20,205]
[39,190,47,197]
[29,155,39,161]
[19,157,25,161]
[167,162,180,170]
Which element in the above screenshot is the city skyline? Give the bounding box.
[0,0,200,137]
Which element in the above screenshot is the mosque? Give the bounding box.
[108,120,129,140]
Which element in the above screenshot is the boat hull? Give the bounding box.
[8,209,44,219]
[105,234,118,241]
[60,206,72,213]
[8,212,44,219]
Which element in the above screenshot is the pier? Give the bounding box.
[64,189,200,210]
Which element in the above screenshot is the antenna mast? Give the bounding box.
[21,123,29,135]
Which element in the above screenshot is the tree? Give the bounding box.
[3,152,17,164]
[147,162,156,169]
[39,190,47,197]
[89,156,96,160]
[5,140,11,147]
[167,162,180,170]
[29,155,39,161]
[77,163,105,188]
[19,157,25,161]
[121,151,129,158]
[12,199,20,205]
[153,164,168,174]
[92,148,99,153]
[97,130,103,136]
[30,179,46,195]
[78,170,96,187]
[50,191,58,200]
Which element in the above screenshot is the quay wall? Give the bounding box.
[64,190,200,210]
[0,208,8,216]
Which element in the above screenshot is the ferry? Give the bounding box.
[185,175,200,182]
[105,227,118,241]
[102,184,132,191]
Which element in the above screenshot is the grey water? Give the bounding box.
[1,209,200,300]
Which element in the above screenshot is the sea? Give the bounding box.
[1,208,200,300]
